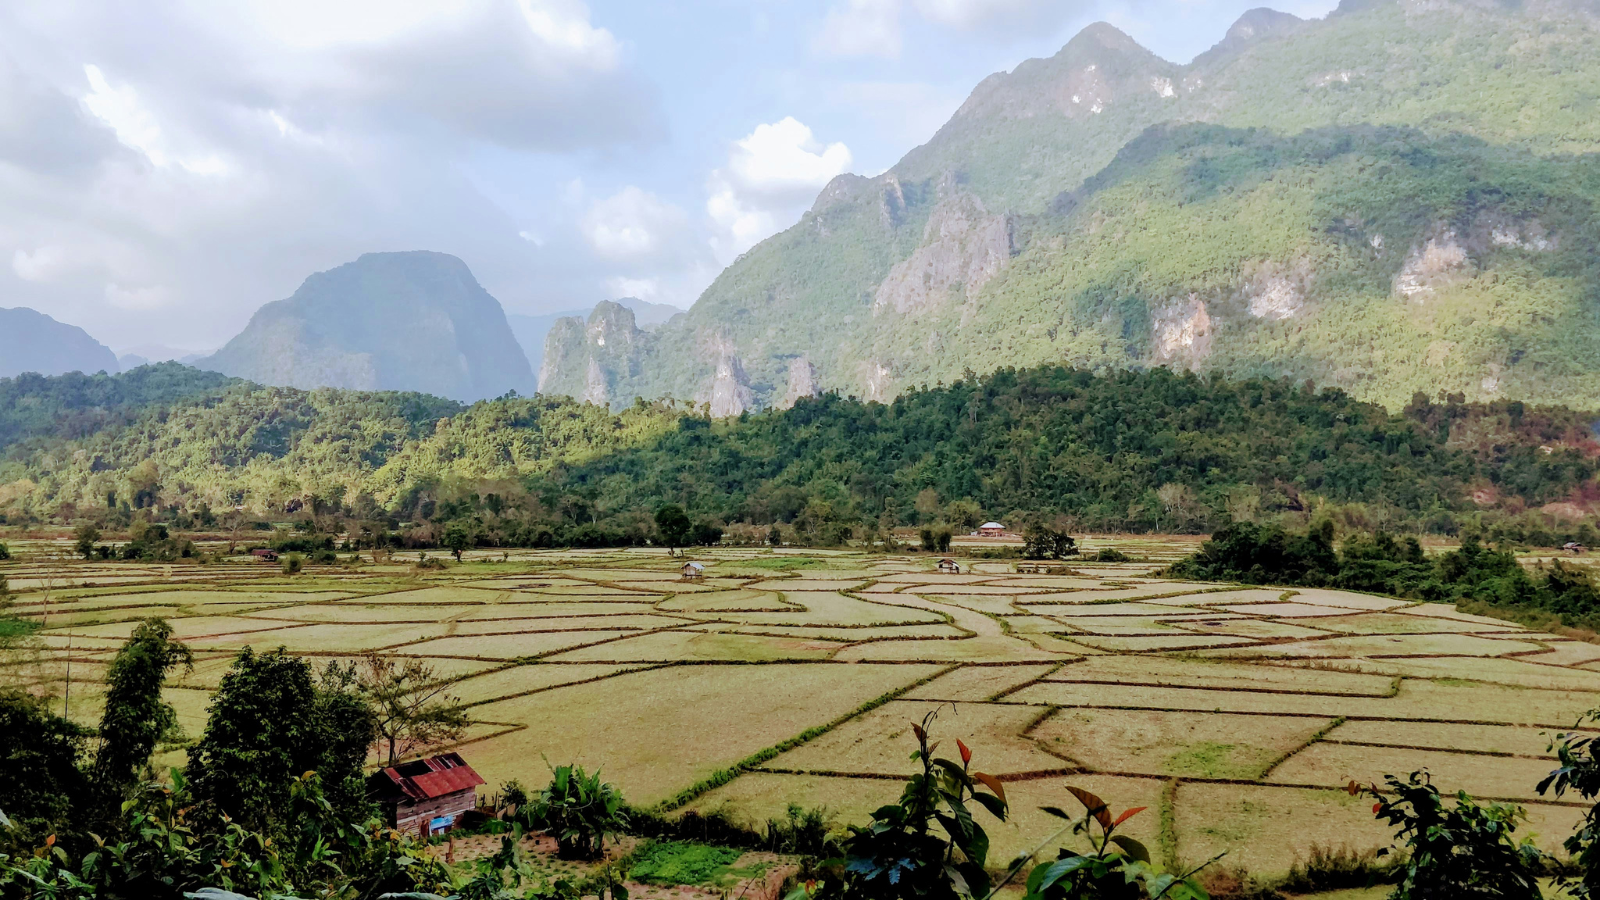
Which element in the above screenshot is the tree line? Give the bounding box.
[1,364,1597,550]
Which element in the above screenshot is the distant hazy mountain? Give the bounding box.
[509,298,682,382]
[0,307,119,378]
[199,251,536,402]
[541,0,1600,413]
[116,344,207,373]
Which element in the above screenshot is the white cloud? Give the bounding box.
[12,246,70,282]
[582,186,693,262]
[606,276,659,299]
[515,0,620,68]
[707,117,852,262]
[816,0,1077,56]
[104,282,171,311]
[80,65,230,175]
[816,0,902,58]
[0,0,665,349]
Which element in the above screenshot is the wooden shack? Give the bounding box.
[251,548,279,562]
[937,558,960,574]
[681,561,706,581]
[367,752,485,837]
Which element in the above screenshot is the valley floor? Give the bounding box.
[4,537,1597,889]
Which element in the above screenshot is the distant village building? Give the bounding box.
[978,522,1007,537]
[681,561,706,580]
[937,558,961,574]
[368,752,485,837]
[251,548,278,562]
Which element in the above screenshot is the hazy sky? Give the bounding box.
[0,0,1337,355]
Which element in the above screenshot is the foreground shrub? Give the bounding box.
[1540,708,1600,898]
[1277,844,1392,894]
[628,840,742,886]
[1020,787,1209,900]
[794,707,1008,900]
[1355,771,1543,899]
[533,763,628,860]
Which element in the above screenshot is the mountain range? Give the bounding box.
[540,0,1600,413]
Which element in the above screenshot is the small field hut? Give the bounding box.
[978,522,1007,537]
[681,561,706,580]
[368,752,485,836]
[937,558,960,574]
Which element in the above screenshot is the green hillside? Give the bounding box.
[2,365,1596,544]
[540,0,1600,412]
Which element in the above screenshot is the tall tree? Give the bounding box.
[357,654,468,766]
[91,619,193,816]
[186,648,376,833]
[0,690,91,854]
[73,523,101,560]
[654,504,691,555]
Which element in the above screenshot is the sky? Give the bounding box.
[0,0,1338,357]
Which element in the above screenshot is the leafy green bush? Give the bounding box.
[1091,549,1132,563]
[1355,771,1543,899]
[533,763,627,860]
[1539,710,1600,898]
[280,553,304,575]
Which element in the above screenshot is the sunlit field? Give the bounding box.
[5,536,1597,884]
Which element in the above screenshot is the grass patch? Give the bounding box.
[1165,742,1255,780]
[0,616,41,642]
[739,558,826,571]
[627,840,745,886]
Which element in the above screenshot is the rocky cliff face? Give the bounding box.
[200,252,535,402]
[539,0,1600,412]
[873,189,1013,318]
[777,357,821,409]
[537,300,654,405]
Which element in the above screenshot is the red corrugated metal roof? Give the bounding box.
[379,753,486,801]
[406,765,484,799]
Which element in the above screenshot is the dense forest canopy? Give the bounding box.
[1,364,1596,546]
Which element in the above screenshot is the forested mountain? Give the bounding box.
[0,307,119,379]
[1,364,1595,544]
[200,251,537,402]
[541,0,1600,413]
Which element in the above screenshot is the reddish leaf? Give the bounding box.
[1346,780,1360,796]
[1066,786,1111,828]
[912,723,926,743]
[44,835,55,848]
[973,771,1007,806]
[1111,806,1147,827]
[1373,803,1382,814]
[958,739,973,766]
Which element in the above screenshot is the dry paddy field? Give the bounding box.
[4,540,1597,880]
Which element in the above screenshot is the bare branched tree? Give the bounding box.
[356,653,469,766]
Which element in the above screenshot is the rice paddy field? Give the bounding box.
[5,534,1599,883]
